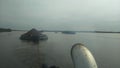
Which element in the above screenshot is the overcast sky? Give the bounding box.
[0,0,120,31]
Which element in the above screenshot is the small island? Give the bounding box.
[20,28,48,41]
[62,31,76,34]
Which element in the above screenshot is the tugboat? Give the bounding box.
[39,34,48,40]
[20,28,48,41]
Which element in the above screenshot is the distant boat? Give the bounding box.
[20,28,48,41]
[62,31,76,34]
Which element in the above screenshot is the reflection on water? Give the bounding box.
[15,42,44,68]
[0,31,120,68]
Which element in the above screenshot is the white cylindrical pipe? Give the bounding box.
[71,43,98,68]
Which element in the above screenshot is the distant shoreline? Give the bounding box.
[1,28,120,33]
[11,30,120,33]
[0,28,12,32]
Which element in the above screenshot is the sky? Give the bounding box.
[0,0,120,31]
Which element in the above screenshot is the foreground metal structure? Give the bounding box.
[71,43,98,68]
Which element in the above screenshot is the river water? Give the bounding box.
[0,31,120,68]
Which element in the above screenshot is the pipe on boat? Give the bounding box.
[71,43,98,68]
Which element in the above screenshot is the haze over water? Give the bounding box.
[0,0,120,31]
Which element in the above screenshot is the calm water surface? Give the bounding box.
[0,31,120,68]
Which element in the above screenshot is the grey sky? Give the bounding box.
[0,0,120,31]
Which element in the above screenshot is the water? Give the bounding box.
[0,31,120,68]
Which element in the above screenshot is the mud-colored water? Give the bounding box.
[0,31,120,68]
